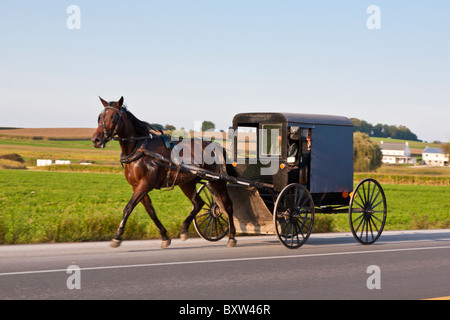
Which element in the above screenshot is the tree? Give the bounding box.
[201,121,215,132]
[353,132,382,172]
[350,118,372,135]
[164,124,176,131]
[351,118,420,141]
[442,142,450,155]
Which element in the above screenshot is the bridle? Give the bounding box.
[99,106,124,143]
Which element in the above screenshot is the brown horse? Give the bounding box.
[91,96,236,248]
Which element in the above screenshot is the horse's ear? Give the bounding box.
[99,96,109,107]
[118,96,124,107]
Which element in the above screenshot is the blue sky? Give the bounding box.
[0,0,449,142]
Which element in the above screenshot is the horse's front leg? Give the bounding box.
[110,183,149,248]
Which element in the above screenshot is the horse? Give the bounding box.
[91,96,236,248]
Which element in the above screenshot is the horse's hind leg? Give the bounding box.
[179,180,205,241]
[141,194,171,249]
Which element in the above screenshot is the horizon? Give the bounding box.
[0,124,444,145]
[1,1,449,142]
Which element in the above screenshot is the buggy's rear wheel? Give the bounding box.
[349,178,387,244]
[273,183,315,249]
[194,183,229,241]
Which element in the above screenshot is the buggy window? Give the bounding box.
[236,126,257,159]
[260,124,282,156]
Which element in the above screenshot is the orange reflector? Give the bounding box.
[342,191,349,198]
[280,163,285,169]
[232,162,237,167]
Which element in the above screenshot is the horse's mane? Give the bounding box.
[123,106,160,136]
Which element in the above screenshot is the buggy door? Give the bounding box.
[232,122,287,191]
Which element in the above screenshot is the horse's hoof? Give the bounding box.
[110,239,122,248]
[180,232,189,241]
[161,239,171,249]
[227,238,237,248]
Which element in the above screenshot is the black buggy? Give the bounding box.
[192,112,387,249]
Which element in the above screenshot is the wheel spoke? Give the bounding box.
[371,199,384,210]
[296,218,307,239]
[353,213,365,228]
[369,181,377,204]
[369,215,379,233]
[359,217,367,239]
[369,189,381,207]
[353,198,365,209]
[197,212,212,227]
[281,218,291,236]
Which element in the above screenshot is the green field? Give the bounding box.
[0,170,193,244]
[1,133,449,244]
[1,170,449,245]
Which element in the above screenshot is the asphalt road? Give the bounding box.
[1,229,449,301]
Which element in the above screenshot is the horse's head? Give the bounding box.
[92,96,124,148]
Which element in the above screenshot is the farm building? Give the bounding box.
[422,147,449,166]
[380,141,416,165]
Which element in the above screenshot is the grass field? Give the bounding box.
[0,170,193,244]
[1,170,449,245]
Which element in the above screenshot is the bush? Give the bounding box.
[353,132,382,172]
[0,153,25,163]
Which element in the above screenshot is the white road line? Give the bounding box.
[1,245,449,277]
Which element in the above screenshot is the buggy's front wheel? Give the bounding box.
[273,183,315,249]
[193,183,229,241]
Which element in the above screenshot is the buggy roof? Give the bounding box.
[233,112,353,127]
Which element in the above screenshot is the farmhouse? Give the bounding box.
[380,141,415,165]
[422,147,449,166]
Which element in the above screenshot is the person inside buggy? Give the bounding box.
[287,127,311,186]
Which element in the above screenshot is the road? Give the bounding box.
[1,229,449,301]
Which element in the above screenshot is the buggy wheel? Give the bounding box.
[193,183,229,241]
[349,178,387,245]
[273,183,315,249]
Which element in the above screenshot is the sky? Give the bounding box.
[0,0,449,142]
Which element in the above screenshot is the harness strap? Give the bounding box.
[119,140,146,164]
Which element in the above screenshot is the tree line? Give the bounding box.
[150,121,216,132]
[351,118,419,141]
